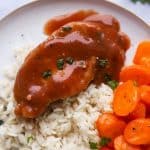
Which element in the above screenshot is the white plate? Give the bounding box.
[0,0,149,80]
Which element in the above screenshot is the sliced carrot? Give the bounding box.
[96,113,126,139]
[114,135,141,150]
[128,102,146,120]
[120,65,150,85]
[124,118,150,145]
[113,80,140,116]
[140,85,150,106]
[134,41,150,67]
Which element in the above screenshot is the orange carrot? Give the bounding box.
[124,118,150,145]
[120,65,150,85]
[128,102,146,120]
[134,41,150,67]
[96,113,126,139]
[113,80,140,116]
[114,135,141,150]
[140,85,150,106]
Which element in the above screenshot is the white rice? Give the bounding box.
[0,46,113,150]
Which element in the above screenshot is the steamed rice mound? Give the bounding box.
[0,47,113,150]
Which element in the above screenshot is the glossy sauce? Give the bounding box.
[14,10,130,118]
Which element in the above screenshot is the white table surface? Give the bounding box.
[0,0,150,24]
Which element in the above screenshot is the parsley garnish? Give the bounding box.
[107,80,119,90]
[89,141,98,149]
[99,137,111,147]
[27,135,34,143]
[62,26,72,32]
[57,58,65,70]
[104,73,112,82]
[42,70,52,79]
[98,59,108,68]
[89,138,111,150]
[131,0,150,4]
[66,57,74,65]
[0,120,4,125]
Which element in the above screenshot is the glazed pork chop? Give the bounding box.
[14,10,130,118]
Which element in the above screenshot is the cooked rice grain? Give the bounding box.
[0,47,113,150]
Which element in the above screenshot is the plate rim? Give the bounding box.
[0,0,149,28]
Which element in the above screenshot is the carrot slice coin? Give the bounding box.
[134,41,150,67]
[140,85,150,106]
[120,65,150,85]
[128,102,146,120]
[114,135,141,150]
[96,113,126,139]
[124,118,150,145]
[113,80,140,116]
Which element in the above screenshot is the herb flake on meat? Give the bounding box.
[66,57,74,65]
[42,70,52,79]
[104,73,112,82]
[62,26,72,32]
[98,59,108,68]
[57,58,65,70]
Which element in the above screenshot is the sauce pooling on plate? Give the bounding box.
[14,10,130,118]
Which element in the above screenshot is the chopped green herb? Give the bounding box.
[62,26,72,32]
[0,120,4,125]
[131,0,150,4]
[89,141,98,149]
[42,70,52,79]
[104,73,112,82]
[66,57,74,65]
[100,137,111,147]
[27,135,34,143]
[57,58,65,70]
[107,80,119,90]
[98,59,108,68]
